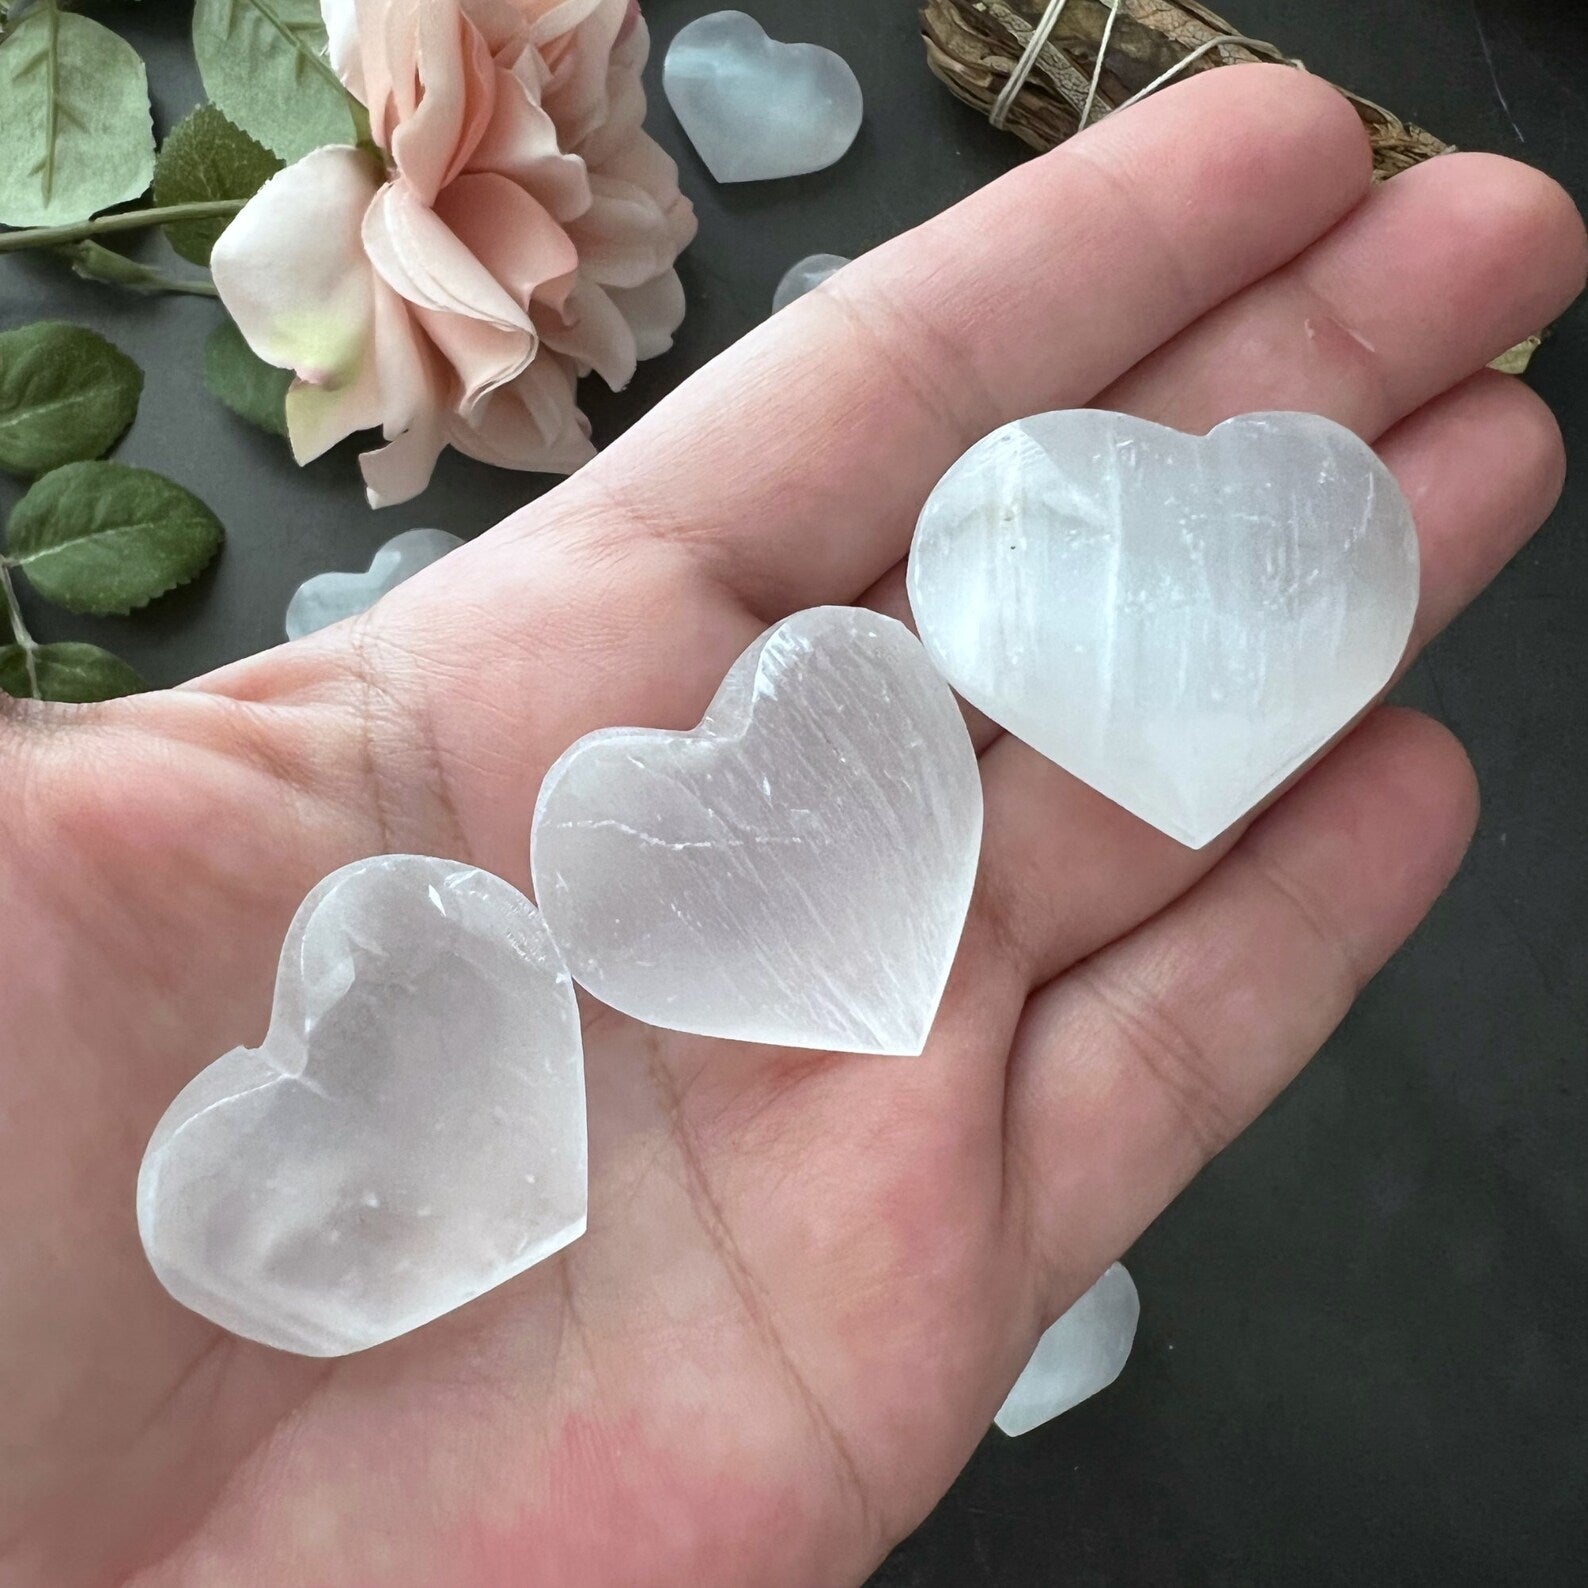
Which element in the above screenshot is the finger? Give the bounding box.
[969,371,1564,988]
[1002,706,1478,1315]
[535,64,1373,614]
[1099,150,1588,435]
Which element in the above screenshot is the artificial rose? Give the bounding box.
[212,0,695,508]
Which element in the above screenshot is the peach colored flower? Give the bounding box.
[212,0,695,507]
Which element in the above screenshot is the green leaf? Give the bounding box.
[204,317,291,436]
[0,640,145,702]
[0,320,143,476]
[192,0,359,164]
[152,104,281,266]
[0,3,155,227]
[6,461,224,615]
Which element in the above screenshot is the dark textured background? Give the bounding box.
[2,2,1583,1582]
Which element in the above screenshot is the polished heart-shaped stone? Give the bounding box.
[995,1264,1140,1437]
[285,527,463,640]
[137,856,586,1357]
[773,253,851,313]
[531,607,983,1055]
[910,411,1420,848]
[664,11,863,184]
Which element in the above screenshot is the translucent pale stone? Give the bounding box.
[995,1264,1140,1437]
[531,607,983,1055]
[773,253,851,312]
[137,856,587,1357]
[663,11,863,184]
[285,528,463,640]
[909,411,1420,849]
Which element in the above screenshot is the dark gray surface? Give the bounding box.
[3,2,1584,1582]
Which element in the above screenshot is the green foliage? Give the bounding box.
[7,461,224,616]
[153,104,282,266]
[0,320,143,476]
[192,0,360,164]
[0,639,144,702]
[204,318,292,436]
[0,1,155,226]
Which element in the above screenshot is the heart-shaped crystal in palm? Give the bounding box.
[773,253,851,312]
[137,856,587,1357]
[909,411,1420,849]
[285,527,463,641]
[663,11,863,183]
[995,1264,1140,1437]
[531,607,983,1056]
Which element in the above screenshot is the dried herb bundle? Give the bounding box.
[922,0,1542,367]
[923,0,1448,178]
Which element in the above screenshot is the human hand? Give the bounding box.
[2,66,1582,1587]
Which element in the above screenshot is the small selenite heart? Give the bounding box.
[137,856,587,1357]
[531,607,983,1055]
[664,12,864,183]
[995,1264,1140,1436]
[285,528,463,641]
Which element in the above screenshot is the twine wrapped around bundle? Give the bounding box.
[921,0,1542,371]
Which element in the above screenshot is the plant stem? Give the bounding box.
[0,562,41,700]
[60,241,220,297]
[0,199,244,256]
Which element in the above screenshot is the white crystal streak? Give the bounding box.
[531,607,983,1055]
[286,528,463,640]
[995,1264,1140,1436]
[909,411,1420,848]
[137,856,587,1357]
[773,254,851,312]
[664,12,863,184]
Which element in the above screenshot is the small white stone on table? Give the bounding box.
[664,11,863,184]
[774,254,851,312]
[286,527,463,640]
[531,606,983,1056]
[909,410,1420,849]
[996,1264,1140,1436]
[137,856,586,1357]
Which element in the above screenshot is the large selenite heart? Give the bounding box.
[663,11,863,184]
[909,411,1421,848]
[137,856,587,1357]
[285,527,463,640]
[530,607,983,1055]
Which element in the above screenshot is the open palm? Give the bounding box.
[2,68,1583,1587]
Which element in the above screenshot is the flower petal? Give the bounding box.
[569,171,679,290]
[387,1,496,204]
[434,171,579,312]
[450,353,596,476]
[323,0,365,101]
[537,0,628,150]
[606,268,687,361]
[468,59,592,223]
[536,277,636,390]
[212,146,381,386]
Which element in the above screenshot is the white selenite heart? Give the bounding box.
[995,1264,1140,1436]
[664,12,863,184]
[530,607,983,1055]
[773,253,851,313]
[137,856,587,1357]
[909,411,1420,848]
[285,527,463,640]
